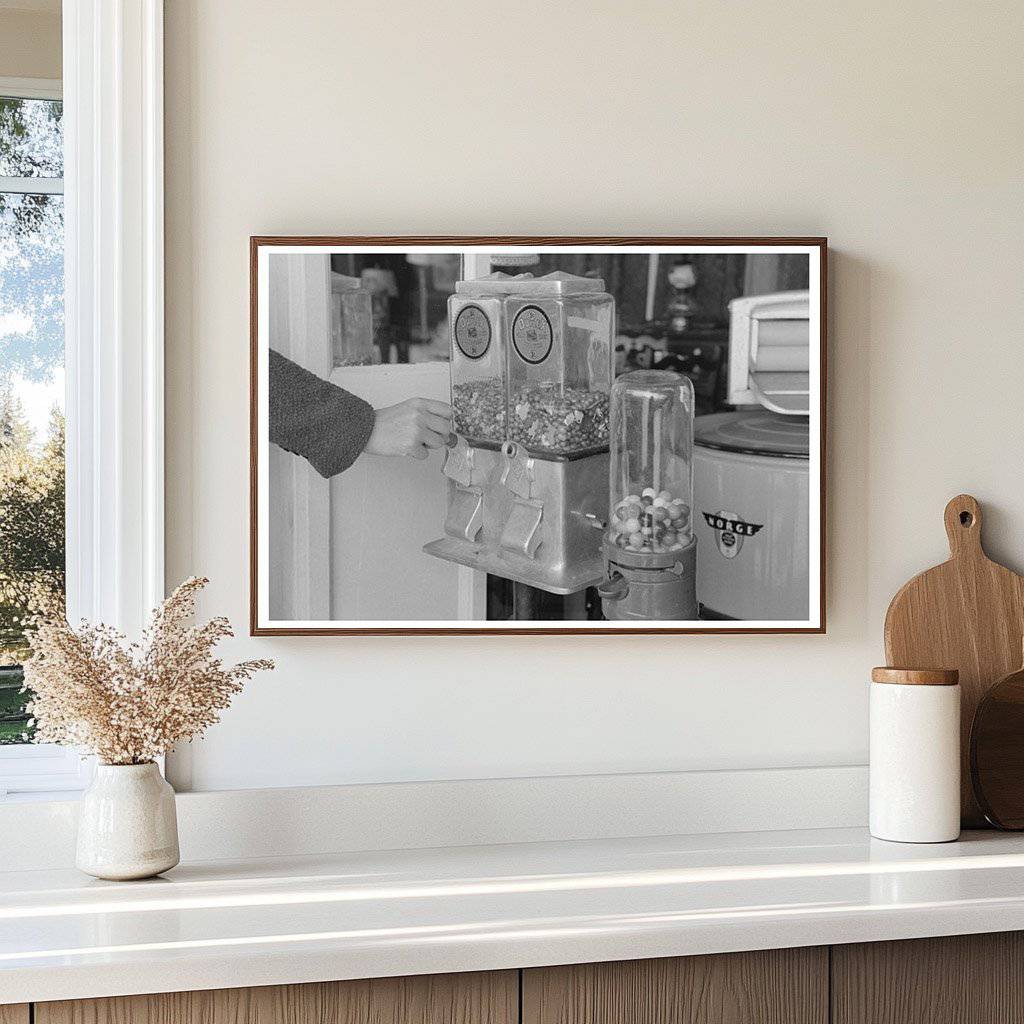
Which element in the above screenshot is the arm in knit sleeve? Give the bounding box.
[268,349,376,478]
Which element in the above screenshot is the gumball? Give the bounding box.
[626,502,643,518]
[662,530,677,546]
[652,507,669,522]
[615,533,628,548]
[642,487,656,498]
[658,490,672,502]
[640,545,652,553]
[653,497,668,508]
[628,531,643,547]
[623,517,641,534]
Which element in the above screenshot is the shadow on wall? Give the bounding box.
[827,249,871,639]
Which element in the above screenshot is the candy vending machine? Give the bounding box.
[424,266,614,597]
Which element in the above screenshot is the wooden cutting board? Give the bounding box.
[884,494,1024,827]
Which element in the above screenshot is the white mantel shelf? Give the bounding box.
[5,826,1024,1004]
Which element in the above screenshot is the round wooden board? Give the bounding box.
[971,664,1024,829]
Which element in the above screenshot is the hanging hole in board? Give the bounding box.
[960,511,974,527]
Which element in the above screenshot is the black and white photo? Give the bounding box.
[251,238,825,633]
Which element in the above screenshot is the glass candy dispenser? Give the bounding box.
[599,370,699,620]
[505,276,613,458]
[448,287,507,446]
[425,268,614,596]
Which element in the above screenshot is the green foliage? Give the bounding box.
[0,665,31,743]
[0,389,65,742]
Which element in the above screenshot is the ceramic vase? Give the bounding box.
[76,762,180,880]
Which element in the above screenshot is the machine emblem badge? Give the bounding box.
[511,305,554,363]
[454,304,491,359]
[702,510,764,559]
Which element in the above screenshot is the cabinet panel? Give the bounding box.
[36,970,517,1024]
[523,949,828,1024]
[0,1007,29,1024]
[833,932,1024,1024]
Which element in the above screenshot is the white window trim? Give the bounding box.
[0,76,61,101]
[0,2,165,800]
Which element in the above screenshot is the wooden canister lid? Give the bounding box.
[871,667,960,686]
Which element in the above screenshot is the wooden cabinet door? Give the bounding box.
[523,949,828,1024]
[36,970,517,1024]
[0,1007,29,1024]
[833,932,1024,1024]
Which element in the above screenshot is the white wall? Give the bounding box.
[164,0,1024,791]
[0,2,61,80]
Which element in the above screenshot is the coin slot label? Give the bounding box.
[454,305,491,359]
[512,305,553,364]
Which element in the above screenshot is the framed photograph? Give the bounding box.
[250,237,826,635]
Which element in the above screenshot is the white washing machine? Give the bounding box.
[694,291,811,621]
[694,411,809,620]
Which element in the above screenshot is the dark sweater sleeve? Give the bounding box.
[268,349,376,478]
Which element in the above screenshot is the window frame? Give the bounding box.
[0,75,76,795]
[0,0,165,800]
[0,77,61,101]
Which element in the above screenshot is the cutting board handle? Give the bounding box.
[944,494,983,559]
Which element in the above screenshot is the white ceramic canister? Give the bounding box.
[870,667,960,843]
[76,762,180,880]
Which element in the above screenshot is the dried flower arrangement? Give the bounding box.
[22,577,273,765]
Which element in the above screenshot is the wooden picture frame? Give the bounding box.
[250,236,827,635]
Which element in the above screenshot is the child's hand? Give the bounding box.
[365,398,452,460]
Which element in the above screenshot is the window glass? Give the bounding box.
[0,96,65,746]
[0,97,63,178]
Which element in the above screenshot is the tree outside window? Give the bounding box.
[0,92,65,744]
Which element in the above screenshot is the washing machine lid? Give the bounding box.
[694,410,809,459]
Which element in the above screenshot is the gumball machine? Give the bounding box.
[599,370,698,620]
[424,265,614,597]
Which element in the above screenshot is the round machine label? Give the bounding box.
[454,305,491,359]
[511,305,553,364]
